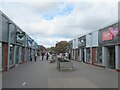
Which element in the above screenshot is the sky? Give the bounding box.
[0,0,119,47]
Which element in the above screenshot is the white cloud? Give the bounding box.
[1,1,118,47]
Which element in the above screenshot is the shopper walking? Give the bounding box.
[35,54,37,62]
[46,53,49,60]
[68,53,71,60]
[30,54,32,62]
[41,52,45,61]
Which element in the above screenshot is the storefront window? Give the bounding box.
[94,47,102,64]
[9,44,14,66]
[86,48,91,63]
[15,46,19,64]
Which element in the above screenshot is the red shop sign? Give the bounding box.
[102,31,113,41]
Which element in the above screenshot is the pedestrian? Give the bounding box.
[41,52,45,61]
[30,54,32,62]
[35,54,37,62]
[46,53,49,60]
[65,53,68,59]
[68,53,71,60]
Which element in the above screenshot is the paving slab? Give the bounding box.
[2,58,118,88]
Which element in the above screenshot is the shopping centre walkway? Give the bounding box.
[3,57,118,88]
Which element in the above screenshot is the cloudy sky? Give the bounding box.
[0,0,119,47]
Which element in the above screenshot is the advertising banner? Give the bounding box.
[102,27,119,41]
[102,31,113,41]
[109,27,119,37]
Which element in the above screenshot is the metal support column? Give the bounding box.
[102,46,108,67]
[84,48,86,62]
[13,46,16,65]
[7,23,12,71]
[115,45,120,70]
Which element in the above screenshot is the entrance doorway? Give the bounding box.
[82,48,85,62]
[15,46,19,64]
[86,48,91,63]
[9,44,14,66]
[108,46,115,69]
[0,43,2,71]
[94,47,102,65]
[15,46,22,64]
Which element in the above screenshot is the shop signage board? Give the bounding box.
[16,29,25,44]
[99,22,119,45]
[102,31,113,41]
[109,27,119,37]
[102,27,119,41]
[78,36,86,47]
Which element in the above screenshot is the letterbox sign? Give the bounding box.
[16,29,25,44]
[78,36,86,47]
[102,27,119,41]
[27,37,33,47]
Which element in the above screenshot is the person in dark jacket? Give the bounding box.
[35,54,37,62]
[46,53,49,60]
[30,54,32,61]
[41,52,45,61]
[68,53,71,60]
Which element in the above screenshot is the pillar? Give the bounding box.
[90,47,92,64]
[18,47,22,64]
[0,43,2,71]
[84,48,86,62]
[7,24,12,70]
[79,48,82,62]
[13,45,16,65]
[102,46,108,67]
[0,12,2,71]
[115,45,120,70]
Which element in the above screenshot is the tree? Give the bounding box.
[55,41,69,54]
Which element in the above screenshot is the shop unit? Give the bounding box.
[78,35,86,62]
[1,11,39,71]
[91,31,103,66]
[99,22,120,69]
[0,11,2,71]
[27,36,34,61]
[0,42,2,71]
[15,28,26,64]
[72,38,79,61]
[68,40,73,60]
[85,33,92,64]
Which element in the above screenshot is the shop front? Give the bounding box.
[108,46,115,69]
[78,35,86,62]
[9,44,14,67]
[86,48,91,63]
[0,43,2,71]
[92,47,102,65]
[99,22,120,69]
[72,38,79,61]
[91,31,102,66]
[85,34,92,64]
[16,29,25,64]
[27,37,33,61]
[2,42,8,71]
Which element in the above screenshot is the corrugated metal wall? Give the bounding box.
[92,31,99,47]
[0,12,2,42]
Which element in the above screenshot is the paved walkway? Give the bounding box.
[3,57,118,88]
